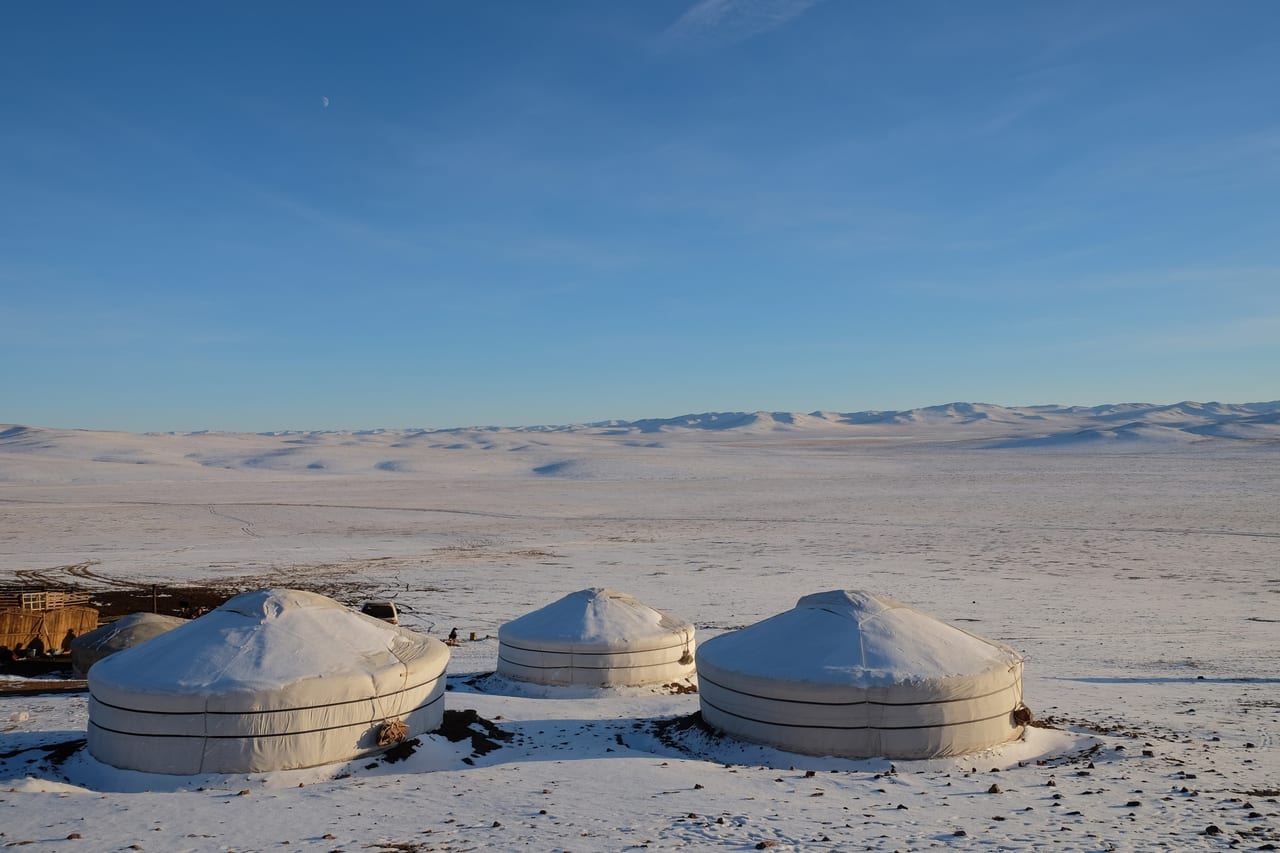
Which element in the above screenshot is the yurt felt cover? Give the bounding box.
[88,589,449,774]
[71,612,187,676]
[497,588,695,686]
[696,590,1026,759]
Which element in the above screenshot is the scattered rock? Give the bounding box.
[988,784,1002,794]
[66,833,81,840]
[1204,825,1222,836]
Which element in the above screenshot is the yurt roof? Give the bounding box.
[89,588,443,695]
[500,588,692,648]
[698,590,1020,687]
[73,612,187,651]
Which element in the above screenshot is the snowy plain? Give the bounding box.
[1,402,1277,852]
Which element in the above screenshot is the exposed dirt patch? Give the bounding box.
[378,738,420,764]
[0,578,387,622]
[1031,714,1158,740]
[651,711,724,751]
[436,708,515,762]
[0,738,86,768]
[0,678,86,696]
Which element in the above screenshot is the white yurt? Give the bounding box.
[88,589,450,774]
[696,590,1028,759]
[70,612,187,676]
[497,588,695,687]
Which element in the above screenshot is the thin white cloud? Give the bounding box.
[1053,312,1280,359]
[659,0,821,49]
[1121,314,1280,354]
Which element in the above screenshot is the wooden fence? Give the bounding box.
[0,591,93,611]
[1,597,99,653]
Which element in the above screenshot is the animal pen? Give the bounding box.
[0,590,99,654]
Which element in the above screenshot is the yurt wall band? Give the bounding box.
[498,635,694,685]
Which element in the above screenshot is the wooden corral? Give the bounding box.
[0,591,99,654]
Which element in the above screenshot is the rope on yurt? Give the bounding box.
[1009,658,1032,726]
[378,717,408,746]
[678,629,694,666]
[375,642,416,746]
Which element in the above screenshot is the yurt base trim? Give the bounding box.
[697,672,1020,708]
[89,672,444,718]
[700,694,1022,732]
[496,654,688,673]
[87,691,444,741]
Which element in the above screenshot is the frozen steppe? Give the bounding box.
[2,403,1277,851]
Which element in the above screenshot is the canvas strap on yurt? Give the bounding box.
[1009,661,1031,726]
[378,718,408,746]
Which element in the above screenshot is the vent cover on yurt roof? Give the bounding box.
[696,590,1027,759]
[497,588,695,687]
[71,612,187,676]
[88,589,450,774]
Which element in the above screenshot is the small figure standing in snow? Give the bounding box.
[448,627,459,646]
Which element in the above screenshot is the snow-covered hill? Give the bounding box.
[2,400,1278,484]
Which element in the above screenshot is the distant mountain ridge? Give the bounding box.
[3,400,1278,484]
[584,400,1280,441]
[3,400,1280,451]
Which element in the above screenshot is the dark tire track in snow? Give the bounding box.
[206,505,261,538]
[9,560,144,590]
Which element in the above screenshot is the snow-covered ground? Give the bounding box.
[2,407,1277,851]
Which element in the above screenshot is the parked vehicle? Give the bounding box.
[359,601,398,625]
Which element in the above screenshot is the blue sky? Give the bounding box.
[3,1,1278,431]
